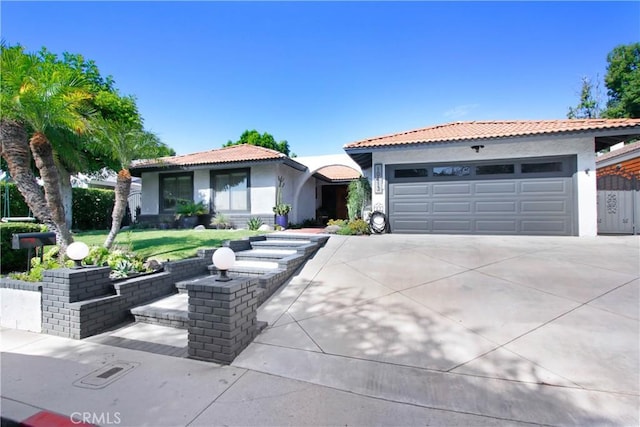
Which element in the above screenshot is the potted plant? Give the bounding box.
[175,201,206,229]
[273,176,291,228]
[273,203,291,228]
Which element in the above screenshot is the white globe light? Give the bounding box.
[212,247,236,270]
[67,241,89,261]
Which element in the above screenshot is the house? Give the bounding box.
[595,140,640,234]
[343,119,640,236]
[130,144,361,228]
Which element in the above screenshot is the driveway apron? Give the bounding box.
[234,234,640,426]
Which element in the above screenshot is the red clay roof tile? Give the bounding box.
[132,144,286,169]
[314,165,361,182]
[344,119,640,149]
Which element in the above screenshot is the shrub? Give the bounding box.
[336,219,371,236]
[211,213,231,229]
[0,222,48,274]
[10,244,150,282]
[72,187,115,231]
[347,177,371,221]
[327,219,348,227]
[247,217,264,231]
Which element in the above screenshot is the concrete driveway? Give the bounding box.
[234,234,640,426]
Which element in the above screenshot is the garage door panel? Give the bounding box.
[474,181,517,194]
[392,184,429,196]
[521,220,568,234]
[433,183,472,195]
[433,202,471,213]
[476,220,518,233]
[432,220,473,233]
[476,201,517,213]
[394,219,430,233]
[391,201,429,214]
[520,180,567,194]
[521,200,567,213]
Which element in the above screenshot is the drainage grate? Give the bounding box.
[73,361,139,389]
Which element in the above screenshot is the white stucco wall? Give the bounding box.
[251,164,277,215]
[140,171,159,215]
[368,134,597,236]
[193,170,211,210]
[1,289,41,332]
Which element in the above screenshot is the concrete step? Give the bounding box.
[130,294,189,329]
[251,239,312,249]
[235,248,297,260]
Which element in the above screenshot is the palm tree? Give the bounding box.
[2,43,94,252]
[91,116,166,249]
[0,119,59,234]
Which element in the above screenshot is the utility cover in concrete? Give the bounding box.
[73,361,139,389]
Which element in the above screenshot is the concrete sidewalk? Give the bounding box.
[2,234,639,426]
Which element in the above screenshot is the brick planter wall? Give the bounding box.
[186,277,261,364]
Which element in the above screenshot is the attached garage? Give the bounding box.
[387,157,576,235]
[344,119,640,237]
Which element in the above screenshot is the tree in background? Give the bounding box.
[225,129,291,156]
[602,43,640,118]
[567,76,602,119]
[568,43,639,120]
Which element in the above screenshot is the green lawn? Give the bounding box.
[74,229,267,261]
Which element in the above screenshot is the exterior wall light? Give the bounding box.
[67,241,89,268]
[212,247,235,282]
[471,145,485,153]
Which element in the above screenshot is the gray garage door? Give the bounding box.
[387,156,576,235]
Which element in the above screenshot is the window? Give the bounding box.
[395,168,428,178]
[433,165,471,177]
[160,173,193,212]
[476,164,515,175]
[521,162,563,174]
[212,169,249,212]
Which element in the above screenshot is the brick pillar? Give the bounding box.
[41,267,112,339]
[186,277,260,364]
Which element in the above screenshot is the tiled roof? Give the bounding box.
[314,165,361,182]
[596,140,640,163]
[344,119,640,149]
[131,144,287,169]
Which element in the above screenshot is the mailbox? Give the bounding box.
[12,232,57,249]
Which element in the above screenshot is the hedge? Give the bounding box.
[0,182,30,218]
[72,187,116,230]
[0,222,48,274]
[1,183,132,232]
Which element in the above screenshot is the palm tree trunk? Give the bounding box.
[0,119,60,235]
[29,131,73,252]
[104,169,131,249]
[57,162,74,229]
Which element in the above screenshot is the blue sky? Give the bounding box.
[2,1,638,157]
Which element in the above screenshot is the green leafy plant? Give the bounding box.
[247,217,264,231]
[175,200,206,218]
[335,219,371,236]
[273,203,292,215]
[273,176,292,215]
[347,177,371,221]
[211,212,231,229]
[327,219,348,227]
[10,244,150,282]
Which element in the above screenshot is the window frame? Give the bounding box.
[159,172,194,213]
[210,168,251,213]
